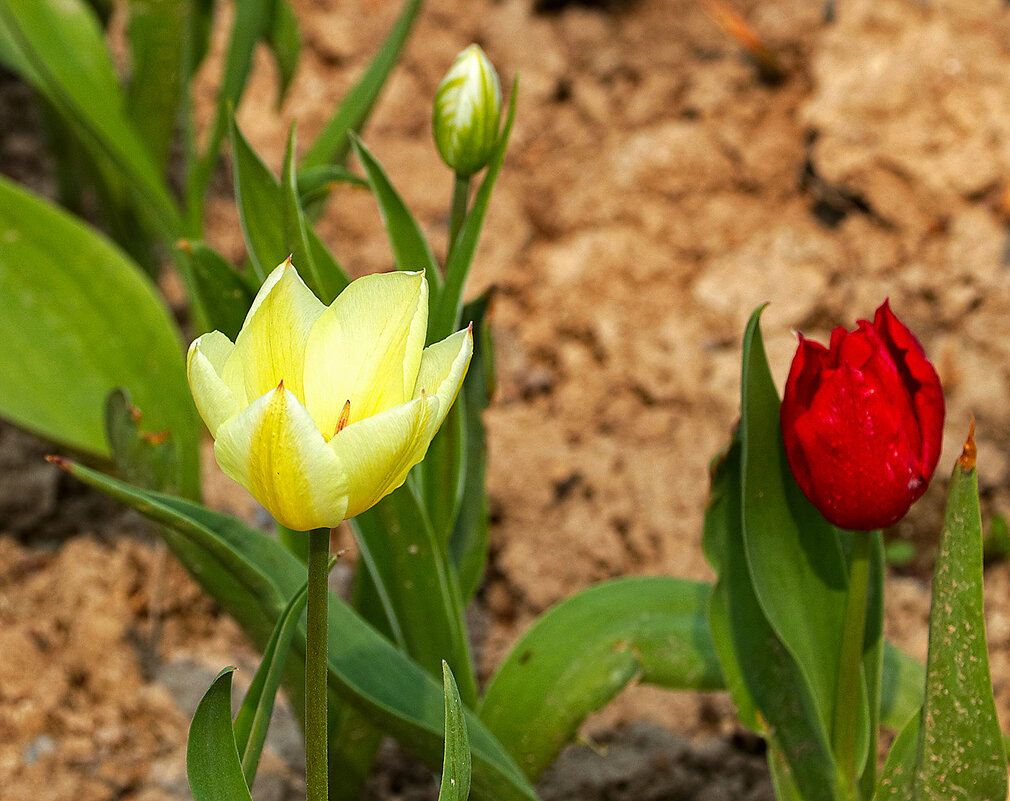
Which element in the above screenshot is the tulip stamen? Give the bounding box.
[334,400,351,436]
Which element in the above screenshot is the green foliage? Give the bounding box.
[912,446,1007,800]
[440,662,473,801]
[187,668,254,801]
[0,177,200,497]
[480,576,724,780]
[302,0,424,171]
[233,579,310,784]
[60,459,539,801]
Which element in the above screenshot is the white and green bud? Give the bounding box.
[432,44,502,177]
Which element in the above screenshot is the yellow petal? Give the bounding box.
[412,327,474,433]
[223,259,325,404]
[214,384,348,530]
[303,271,427,438]
[328,395,438,519]
[187,331,241,436]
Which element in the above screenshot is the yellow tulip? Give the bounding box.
[187,259,473,531]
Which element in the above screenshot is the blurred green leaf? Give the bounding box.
[266,0,300,102]
[187,667,254,801]
[352,482,477,704]
[449,293,495,602]
[0,0,181,238]
[983,513,1010,564]
[349,134,441,299]
[432,78,517,344]
[104,388,180,495]
[61,461,538,801]
[230,116,349,298]
[125,0,188,170]
[282,125,346,303]
[479,576,724,780]
[298,164,370,208]
[302,0,423,170]
[178,240,257,339]
[876,710,919,801]
[440,662,472,801]
[912,444,1007,800]
[234,578,309,784]
[738,305,862,759]
[705,430,844,801]
[0,177,200,497]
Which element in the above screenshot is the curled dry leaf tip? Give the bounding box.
[958,416,977,473]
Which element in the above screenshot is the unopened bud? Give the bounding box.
[432,45,502,177]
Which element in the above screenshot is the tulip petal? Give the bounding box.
[214,384,348,530]
[412,327,474,432]
[187,331,242,436]
[303,271,428,438]
[328,395,438,519]
[224,259,325,404]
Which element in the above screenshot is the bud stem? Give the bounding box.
[832,530,873,800]
[447,173,471,264]
[305,527,331,801]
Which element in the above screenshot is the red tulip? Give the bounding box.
[780,301,945,530]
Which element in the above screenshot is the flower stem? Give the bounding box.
[832,530,872,800]
[447,173,470,263]
[305,528,330,801]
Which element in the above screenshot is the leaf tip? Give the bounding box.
[957,415,977,473]
[45,454,69,470]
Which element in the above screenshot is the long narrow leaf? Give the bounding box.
[0,0,180,237]
[912,430,1007,800]
[233,580,309,784]
[302,0,423,170]
[439,662,472,801]
[125,0,188,170]
[431,78,517,344]
[739,305,863,756]
[60,461,539,801]
[178,240,257,339]
[187,667,254,801]
[349,134,441,299]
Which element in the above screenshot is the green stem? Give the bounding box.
[305,528,331,801]
[447,173,470,265]
[833,530,872,799]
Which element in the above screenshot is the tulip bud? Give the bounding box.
[432,44,502,177]
[780,300,945,530]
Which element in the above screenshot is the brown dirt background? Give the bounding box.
[4,0,1010,798]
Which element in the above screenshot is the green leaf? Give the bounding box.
[0,177,200,498]
[431,78,516,344]
[0,0,180,238]
[440,662,472,801]
[479,576,724,780]
[233,578,309,784]
[739,306,861,753]
[230,115,350,298]
[266,0,300,102]
[297,164,370,207]
[302,0,423,170]
[104,388,180,495]
[449,292,496,602]
[351,482,477,705]
[178,240,256,339]
[187,667,254,801]
[282,125,345,303]
[876,710,920,801]
[125,0,188,170]
[61,461,538,801]
[912,440,1008,801]
[349,134,441,299]
[703,434,845,801]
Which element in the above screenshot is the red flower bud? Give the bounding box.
[780,301,945,530]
